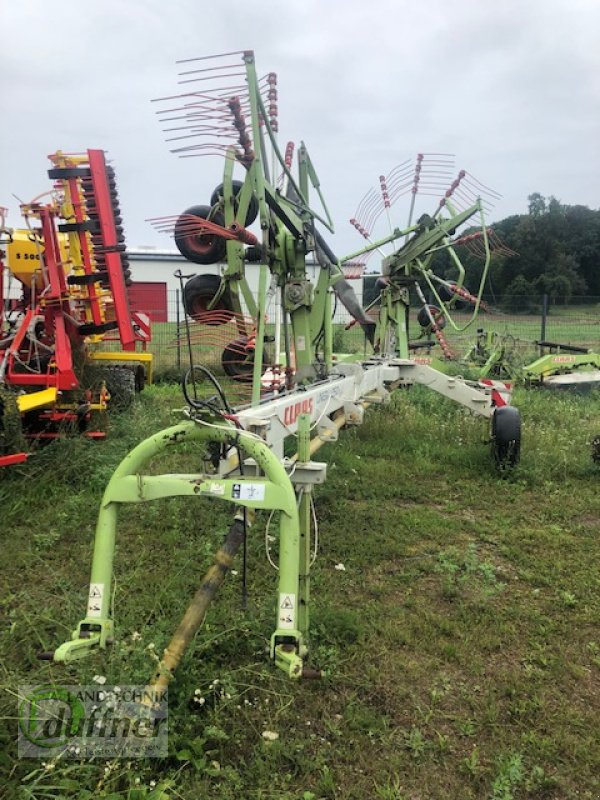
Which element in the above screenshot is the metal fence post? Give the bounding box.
[540,293,548,353]
[175,288,181,371]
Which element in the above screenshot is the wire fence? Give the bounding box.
[115,291,600,376]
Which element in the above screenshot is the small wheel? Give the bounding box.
[417,304,446,329]
[210,180,259,226]
[174,204,227,265]
[438,282,467,310]
[89,366,136,411]
[491,405,521,470]
[183,273,234,324]
[222,337,263,381]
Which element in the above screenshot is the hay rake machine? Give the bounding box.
[0,150,153,467]
[47,52,521,691]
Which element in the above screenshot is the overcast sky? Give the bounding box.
[2,0,599,259]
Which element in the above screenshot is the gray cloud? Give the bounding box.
[1,0,598,259]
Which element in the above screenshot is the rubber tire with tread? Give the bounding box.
[134,365,146,393]
[101,366,136,411]
[183,273,234,324]
[210,180,259,227]
[417,304,446,329]
[491,405,521,470]
[438,283,467,311]
[174,204,226,265]
[221,337,264,381]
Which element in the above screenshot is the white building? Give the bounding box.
[127,247,366,324]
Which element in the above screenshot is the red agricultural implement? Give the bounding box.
[0,149,153,467]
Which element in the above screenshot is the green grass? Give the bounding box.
[1,384,600,798]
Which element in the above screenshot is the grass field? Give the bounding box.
[1,383,600,799]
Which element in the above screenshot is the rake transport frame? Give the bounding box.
[48,51,521,687]
[0,150,153,467]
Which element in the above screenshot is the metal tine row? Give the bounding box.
[152,50,275,160]
[146,214,258,248]
[178,148,242,161]
[487,229,517,256]
[352,154,457,235]
[146,214,209,237]
[466,229,517,258]
[435,171,502,216]
[154,79,270,119]
[175,49,252,64]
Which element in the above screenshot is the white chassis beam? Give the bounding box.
[232,358,505,458]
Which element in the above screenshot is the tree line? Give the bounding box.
[433,194,600,310]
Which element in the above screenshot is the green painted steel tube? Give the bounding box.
[296,414,311,642]
[251,265,268,406]
[55,419,301,666]
[324,291,333,370]
[244,55,269,231]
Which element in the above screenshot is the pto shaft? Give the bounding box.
[144,513,248,699]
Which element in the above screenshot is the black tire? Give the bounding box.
[438,282,467,310]
[174,205,227,265]
[183,273,234,324]
[417,304,446,329]
[222,337,264,381]
[96,366,136,411]
[491,405,521,470]
[210,180,259,226]
[134,365,146,393]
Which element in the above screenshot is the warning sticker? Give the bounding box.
[296,335,306,352]
[209,481,225,496]
[87,583,104,618]
[232,483,266,501]
[278,593,296,629]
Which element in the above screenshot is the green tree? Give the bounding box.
[528,192,547,217]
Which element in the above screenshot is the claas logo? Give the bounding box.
[283,398,314,426]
